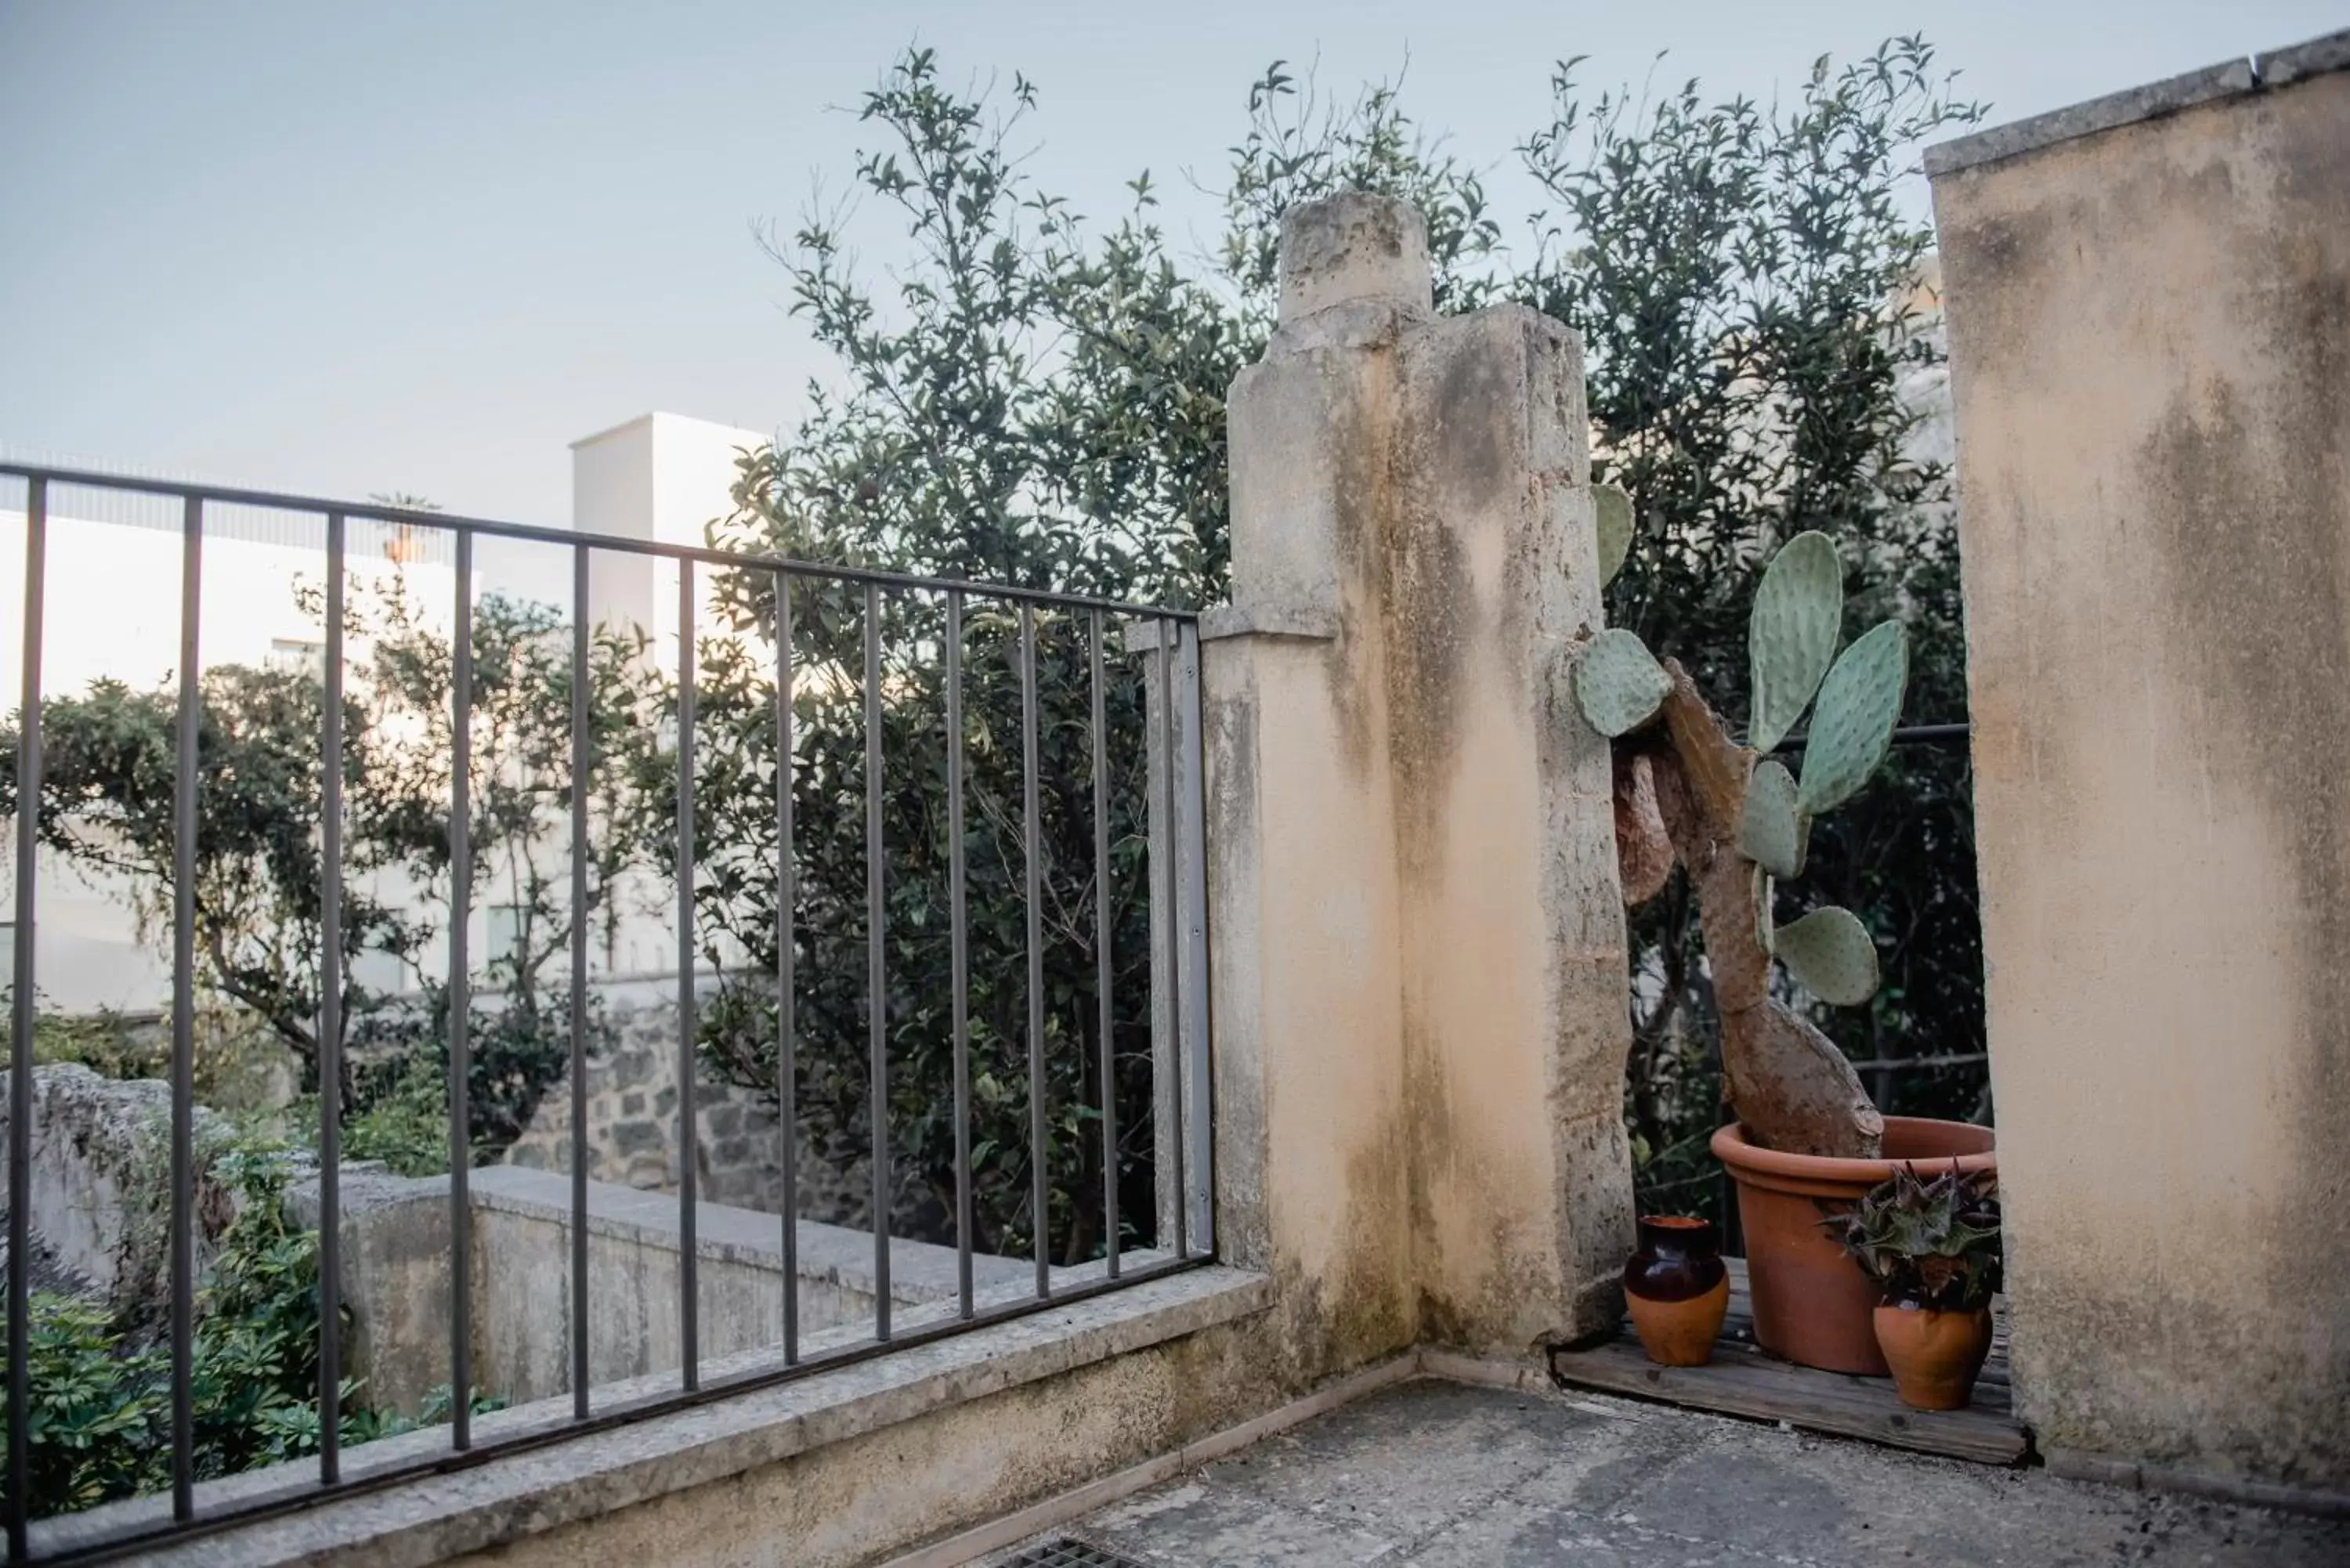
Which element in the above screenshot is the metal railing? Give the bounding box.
[0,463,1216,1563]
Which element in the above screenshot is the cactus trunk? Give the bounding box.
[1642,663,1882,1159]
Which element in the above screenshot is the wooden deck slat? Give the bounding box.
[1550,1259,2029,1465]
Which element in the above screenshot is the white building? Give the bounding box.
[0,412,766,1013]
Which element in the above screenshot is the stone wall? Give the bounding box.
[0,1062,238,1311]
[499,985,866,1224]
[1929,29,2350,1494]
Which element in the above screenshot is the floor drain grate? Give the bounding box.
[1001,1541,1152,1568]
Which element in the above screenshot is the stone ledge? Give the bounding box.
[49,1266,1270,1568]
[1122,605,1340,654]
[1924,28,2349,179]
[462,1164,1029,1304]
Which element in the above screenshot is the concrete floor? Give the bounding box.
[998,1378,2350,1567]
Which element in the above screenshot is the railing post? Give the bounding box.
[319,512,345,1482]
[569,544,592,1415]
[169,494,201,1519]
[450,529,473,1448]
[6,477,46,1564]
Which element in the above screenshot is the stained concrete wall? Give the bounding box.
[1929,31,2350,1492]
[1207,193,1634,1372]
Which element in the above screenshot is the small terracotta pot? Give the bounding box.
[1873,1302,1994,1410]
[1623,1216,1730,1367]
[1712,1118,1994,1375]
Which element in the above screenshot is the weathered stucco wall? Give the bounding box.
[1930,35,2350,1491]
[1208,193,1634,1371]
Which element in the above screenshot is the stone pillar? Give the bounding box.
[1205,193,1634,1375]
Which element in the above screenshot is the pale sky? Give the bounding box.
[2,1,2340,527]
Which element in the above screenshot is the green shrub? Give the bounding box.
[1,1137,499,1519]
[338,1056,451,1176]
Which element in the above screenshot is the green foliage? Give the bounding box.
[1795,620,1910,816]
[336,1050,450,1176]
[1825,1162,2001,1310]
[0,1138,448,1519]
[1515,40,1981,1215]
[1747,531,1843,754]
[2,575,642,1171]
[1593,482,1634,588]
[1573,628,1673,738]
[1770,905,1881,1007]
[0,665,415,1084]
[1738,759,1806,880]
[0,1010,167,1079]
[704,37,1985,1234]
[343,982,596,1169]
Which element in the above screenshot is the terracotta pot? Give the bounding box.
[1711,1118,1994,1375]
[1622,1216,1730,1366]
[1874,1302,1994,1410]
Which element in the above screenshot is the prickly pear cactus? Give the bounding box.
[1771,905,1882,1007]
[1748,531,1842,754]
[1577,511,1910,1158]
[1738,758,1807,879]
[1796,620,1909,815]
[1594,482,1634,588]
[1574,627,1672,738]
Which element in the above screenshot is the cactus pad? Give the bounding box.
[1796,620,1909,815]
[1773,904,1881,1006]
[1574,628,1672,737]
[1739,758,1809,879]
[1594,482,1633,588]
[1755,865,1776,955]
[1748,531,1842,753]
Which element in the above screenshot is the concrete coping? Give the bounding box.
[1925,27,2350,179]
[465,1165,1032,1302]
[36,1262,1271,1566]
[1123,604,1340,654]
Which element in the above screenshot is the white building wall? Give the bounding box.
[569,411,765,662]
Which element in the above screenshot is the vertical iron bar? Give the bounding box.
[1175,621,1214,1255]
[677,562,699,1389]
[569,546,591,1416]
[1157,621,1186,1260]
[864,583,890,1338]
[1092,611,1117,1280]
[776,573,798,1363]
[449,530,473,1450]
[170,494,200,1519]
[947,591,971,1318]
[318,513,345,1484]
[1021,604,1047,1298]
[5,478,45,1563]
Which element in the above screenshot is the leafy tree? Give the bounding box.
[626,49,1265,1259]
[1,569,655,1158]
[0,663,418,1085]
[684,37,1983,1241]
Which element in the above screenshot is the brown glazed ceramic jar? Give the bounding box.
[1623,1216,1730,1367]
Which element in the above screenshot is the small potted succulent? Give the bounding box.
[1824,1163,2002,1410]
